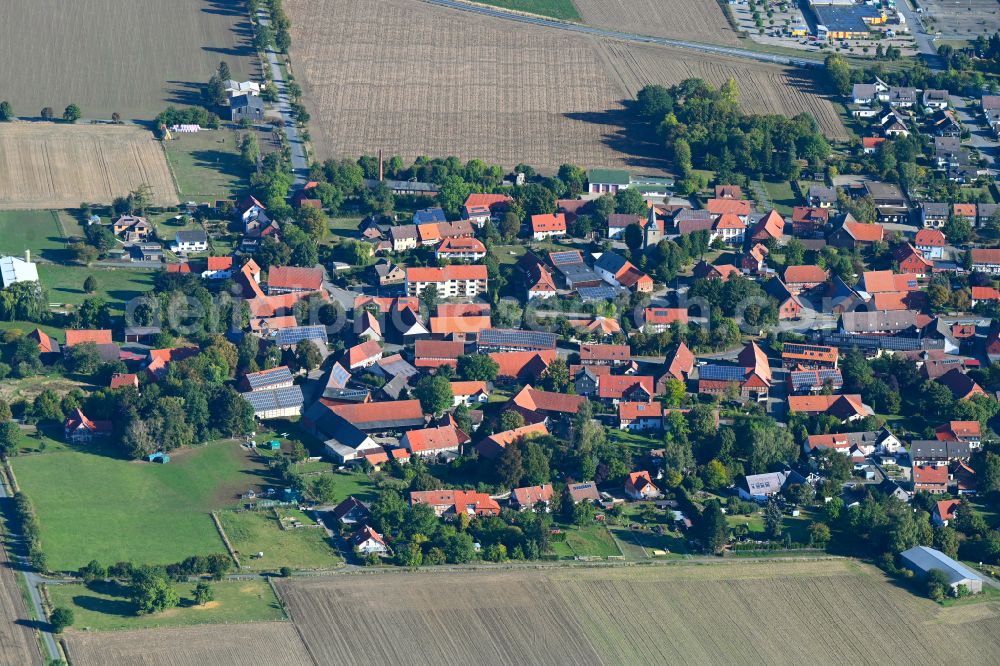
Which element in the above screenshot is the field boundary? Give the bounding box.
[211,511,242,570]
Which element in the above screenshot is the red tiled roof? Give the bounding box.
[109,373,139,390]
[511,385,586,414]
[753,210,785,239]
[477,423,549,459]
[783,265,829,285]
[65,329,113,346]
[936,499,961,521]
[437,237,486,255]
[489,350,555,380]
[207,256,233,271]
[706,199,751,216]
[268,266,324,291]
[598,375,655,400]
[531,213,567,234]
[464,193,512,209]
[714,212,746,230]
[972,248,1000,265]
[663,342,695,381]
[410,489,500,516]
[914,228,945,247]
[644,307,688,326]
[246,290,327,317]
[972,286,1000,301]
[863,137,886,149]
[346,339,382,367]
[438,303,490,317]
[788,394,865,417]
[64,407,112,434]
[953,203,977,218]
[512,484,554,507]
[619,401,663,420]
[936,420,981,441]
[29,328,56,354]
[415,340,465,360]
[429,315,491,336]
[913,464,948,486]
[166,262,191,273]
[580,343,630,362]
[406,265,488,283]
[845,221,884,242]
[147,346,199,377]
[449,381,489,397]
[404,424,469,453]
[249,315,299,332]
[330,399,424,425]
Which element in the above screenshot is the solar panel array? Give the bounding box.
[699,365,748,382]
[245,366,293,390]
[243,385,304,413]
[478,328,557,350]
[782,343,835,357]
[788,369,843,391]
[823,333,922,351]
[577,285,621,301]
[329,363,351,388]
[550,250,584,266]
[274,325,327,347]
[322,387,371,402]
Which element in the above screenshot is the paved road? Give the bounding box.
[896,0,940,61]
[257,10,309,184]
[420,0,822,68]
[953,97,999,167]
[0,472,57,662]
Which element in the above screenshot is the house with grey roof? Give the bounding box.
[900,546,983,594]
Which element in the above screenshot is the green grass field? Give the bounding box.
[609,526,687,560]
[328,216,363,241]
[217,510,340,571]
[38,263,155,311]
[162,129,250,204]
[0,210,69,263]
[760,180,799,216]
[563,524,622,558]
[469,0,580,20]
[47,579,284,631]
[13,441,275,571]
[607,429,662,455]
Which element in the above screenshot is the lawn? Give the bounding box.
[47,578,284,631]
[609,526,687,559]
[38,263,155,311]
[563,524,622,558]
[0,210,69,263]
[469,0,580,20]
[726,512,764,534]
[607,428,662,455]
[161,129,250,204]
[217,510,340,571]
[760,180,798,216]
[328,216,363,241]
[13,441,276,571]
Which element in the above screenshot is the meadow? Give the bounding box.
[37,264,156,311]
[217,510,341,571]
[162,129,253,204]
[0,211,69,263]
[12,441,273,571]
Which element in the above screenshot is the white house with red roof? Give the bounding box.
[350,525,390,556]
[625,471,661,500]
[914,228,945,259]
[530,213,567,240]
[64,408,112,443]
[510,484,554,511]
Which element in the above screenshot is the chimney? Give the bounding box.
[378,149,384,182]
[24,249,30,264]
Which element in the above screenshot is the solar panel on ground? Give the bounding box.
[699,365,747,381]
[274,325,327,347]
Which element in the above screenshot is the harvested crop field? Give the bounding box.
[0,540,42,666]
[575,0,739,46]
[276,560,1000,665]
[0,124,179,210]
[0,0,256,120]
[597,41,848,140]
[288,0,845,172]
[65,621,313,666]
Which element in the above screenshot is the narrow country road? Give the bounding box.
[420,0,822,67]
[0,471,57,662]
[257,10,309,185]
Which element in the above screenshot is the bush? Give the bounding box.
[49,607,73,633]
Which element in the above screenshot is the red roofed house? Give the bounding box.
[65,329,113,347]
[937,367,987,401]
[625,471,662,500]
[415,340,465,370]
[64,408,112,443]
[267,266,324,295]
[406,265,488,299]
[350,525,390,556]
[463,193,512,226]
[895,243,933,278]
[510,385,586,423]
[932,499,961,526]
[510,484,555,511]
[659,342,695,387]
[970,248,1000,274]
[345,339,383,370]
[531,213,567,240]
[202,256,234,279]
[490,350,555,382]
[598,375,655,404]
[166,262,191,274]
[914,228,945,259]
[913,464,949,493]
[109,373,139,390]
[580,343,631,366]
[435,237,487,262]
[953,203,977,220]
[29,328,58,355]
[400,424,470,458]
[643,307,688,333]
[863,136,886,154]
[476,422,549,459]
[146,347,199,379]
[829,219,885,249]
[783,265,829,293]
[751,210,785,243]
[619,401,663,431]
[787,394,872,422]
[971,286,1000,307]
[692,261,742,281]
[706,198,752,218]
[935,420,982,447]
[410,490,501,518]
[449,380,490,406]
[712,212,747,245]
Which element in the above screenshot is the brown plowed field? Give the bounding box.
[0,543,42,666]
[0,0,257,120]
[575,0,739,46]
[287,0,846,171]
[65,621,314,666]
[597,41,848,140]
[276,560,1000,665]
[0,124,179,210]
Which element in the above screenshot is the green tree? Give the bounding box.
[130,570,179,615]
[83,275,97,294]
[192,581,214,606]
[672,138,692,178]
[499,211,521,240]
[295,339,322,372]
[924,568,950,601]
[521,441,551,485]
[294,205,329,242]
[623,222,644,255]
[0,420,20,457]
[614,188,647,215]
[496,438,524,486]
[808,521,831,547]
[49,607,73,633]
[540,357,570,392]
[944,214,973,245]
[699,499,728,554]
[62,104,81,123]
[499,409,525,432]
[764,499,783,539]
[660,378,686,407]
[413,374,453,416]
[420,284,439,313]
[0,101,12,122]
[701,459,729,489]
[457,354,499,381]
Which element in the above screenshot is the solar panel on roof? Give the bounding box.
[274,325,327,347]
[789,369,843,390]
[782,343,834,356]
[699,365,747,381]
[243,385,303,412]
[245,366,293,390]
[550,251,583,266]
[478,328,556,350]
[823,333,923,351]
[330,364,351,387]
[577,286,621,301]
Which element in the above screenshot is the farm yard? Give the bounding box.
[64,621,313,665]
[0,124,179,210]
[596,41,849,140]
[274,560,1000,664]
[0,0,257,120]
[287,0,847,173]
[11,441,274,572]
[574,0,739,46]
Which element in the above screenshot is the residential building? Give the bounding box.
[390,224,418,252]
[510,484,555,511]
[913,464,949,493]
[267,266,324,295]
[230,94,264,122]
[625,471,661,500]
[410,490,501,518]
[530,213,567,240]
[242,385,304,419]
[478,328,556,353]
[619,402,663,431]
[593,252,653,292]
[330,496,371,525]
[579,343,631,366]
[345,339,383,370]
[783,265,829,293]
[405,265,488,299]
[238,365,294,392]
[971,248,1000,274]
[414,340,465,370]
[643,307,688,333]
[112,215,152,241]
[567,482,601,504]
[781,343,838,370]
[787,394,871,422]
[435,237,487,262]
[827,219,885,249]
[914,228,945,259]
[171,230,208,254]
[476,423,549,459]
[738,471,800,502]
[64,408,112,443]
[400,424,469,458]
[449,381,490,406]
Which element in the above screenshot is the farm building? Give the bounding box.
[242,385,304,420]
[0,253,39,288]
[899,546,983,594]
